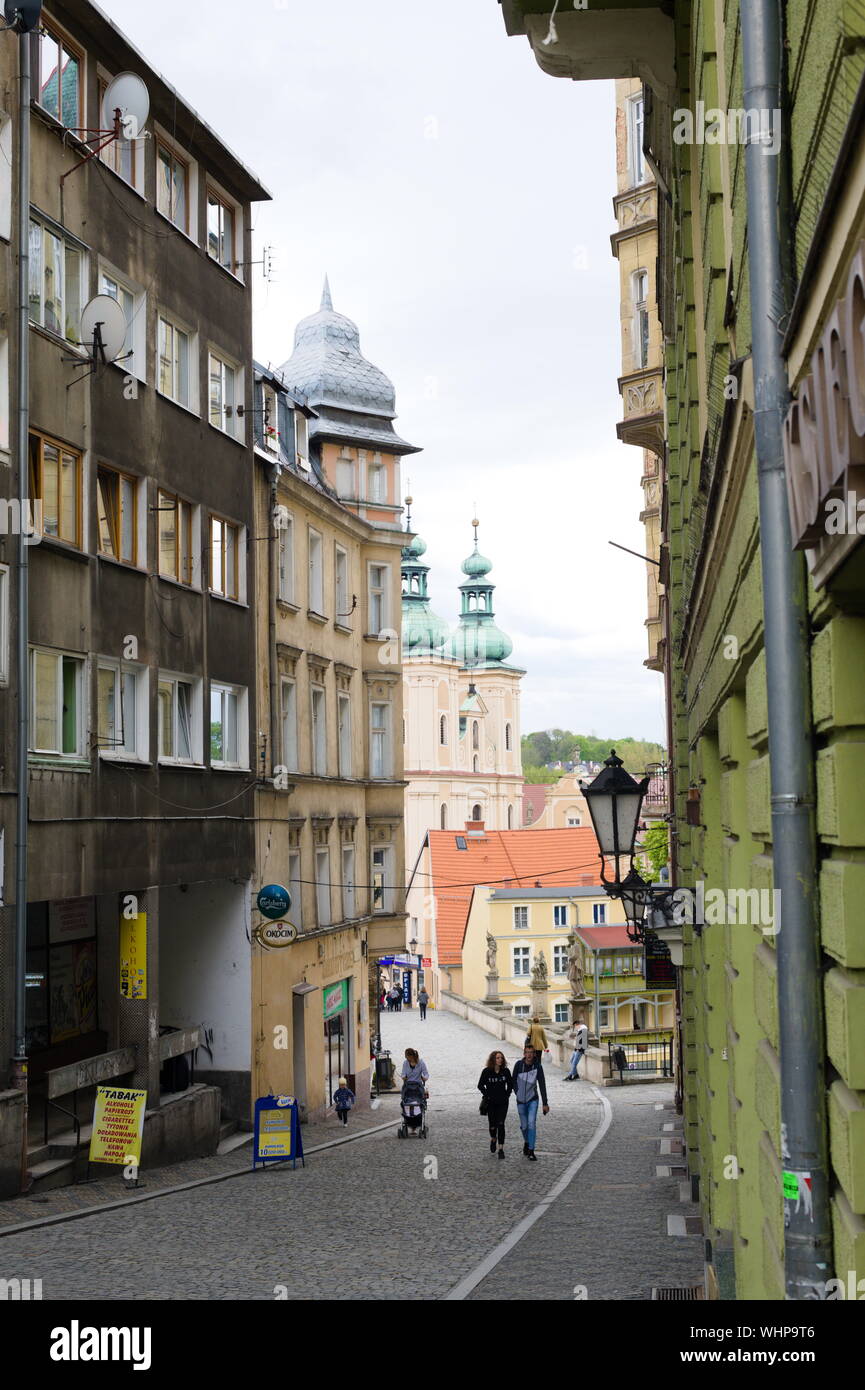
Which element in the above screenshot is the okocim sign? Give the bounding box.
[783,240,865,582]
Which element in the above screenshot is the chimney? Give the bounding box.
[465,820,485,833]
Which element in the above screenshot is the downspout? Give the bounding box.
[740,0,831,1296]
[267,468,279,778]
[12,31,31,1132]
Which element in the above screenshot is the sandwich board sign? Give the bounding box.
[253,1094,304,1170]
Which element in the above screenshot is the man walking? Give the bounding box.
[417,985,429,1020]
[564,1021,589,1080]
[511,1045,549,1161]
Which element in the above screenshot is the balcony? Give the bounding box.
[617,366,665,453]
[499,2,676,102]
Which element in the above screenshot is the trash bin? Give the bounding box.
[375,1052,394,1088]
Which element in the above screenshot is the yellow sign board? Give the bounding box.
[120,913,147,999]
[89,1086,147,1167]
[257,1104,294,1159]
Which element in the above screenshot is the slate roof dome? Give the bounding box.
[281,276,395,417]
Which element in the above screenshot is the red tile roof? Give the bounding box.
[575,925,635,949]
[521,783,549,824]
[423,827,601,966]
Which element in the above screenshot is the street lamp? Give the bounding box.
[619,867,651,943]
[581,750,649,892]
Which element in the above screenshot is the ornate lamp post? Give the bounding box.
[582,751,649,892]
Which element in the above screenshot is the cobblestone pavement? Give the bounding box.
[0,1006,701,1300]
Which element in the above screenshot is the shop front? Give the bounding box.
[323,978,352,1100]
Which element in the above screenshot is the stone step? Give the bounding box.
[216,1129,253,1156]
[28,1156,77,1192]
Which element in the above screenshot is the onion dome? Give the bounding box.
[401,499,450,655]
[447,519,514,667]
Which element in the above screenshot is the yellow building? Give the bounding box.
[250,284,416,1119]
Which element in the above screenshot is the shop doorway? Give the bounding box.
[323,979,351,1102]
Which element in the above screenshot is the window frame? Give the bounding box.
[367,562,389,635]
[206,183,240,278]
[97,70,145,194]
[592,903,607,925]
[0,565,8,685]
[553,944,568,976]
[335,544,350,625]
[311,685,327,777]
[628,92,645,187]
[155,137,191,235]
[553,904,568,928]
[96,658,148,761]
[513,905,529,931]
[513,946,530,978]
[96,464,139,566]
[29,430,83,549]
[98,261,146,381]
[210,680,248,770]
[338,693,352,778]
[371,844,393,915]
[29,646,85,758]
[208,349,243,441]
[36,19,84,130]
[308,528,324,614]
[315,848,331,927]
[280,678,298,772]
[157,311,196,411]
[342,845,356,920]
[157,670,203,766]
[370,700,391,779]
[28,214,87,346]
[157,489,197,588]
[277,511,295,603]
[209,513,243,602]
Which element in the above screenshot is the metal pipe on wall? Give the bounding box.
[740,0,832,1297]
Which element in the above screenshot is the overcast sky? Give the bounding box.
[106,0,666,744]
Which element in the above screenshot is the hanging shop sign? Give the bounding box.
[644,932,677,988]
[253,920,298,949]
[257,884,291,920]
[253,1094,305,1170]
[89,1086,147,1167]
[322,979,349,1020]
[119,912,147,1000]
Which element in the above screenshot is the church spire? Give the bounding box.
[447,519,514,668]
[320,274,333,311]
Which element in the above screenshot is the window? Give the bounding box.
[158,491,194,586]
[567,812,582,827]
[0,115,12,243]
[157,673,201,764]
[513,906,528,931]
[30,649,84,757]
[513,947,530,978]
[600,956,613,976]
[338,694,352,777]
[439,714,448,746]
[207,188,236,273]
[628,93,645,186]
[288,852,301,927]
[555,1003,569,1024]
[553,904,568,928]
[210,516,241,600]
[281,680,297,772]
[472,720,479,750]
[335,546,349,622]
[592,903,607,925]
[368,462,386,503]
[315,849,331,927]
[342,846,356,920]
[211,683,246,769]
[97,466,137,564]
[28,218,84,342]
[29,433,81,547]
[507,804,514,829]
[598,1005,610,1030]
[336,455,354,496]
[633,270,649,369]
[262,384,279,453]
[38,23,82,128]
[553,945,569,976]
[158,316,192,408]
[0,566,8,684]
[277,513,294,602]
[472,755,479,773]
[440,804,447,830]
[514,1004,530,1018]
[157,142,189,231]
[471,804,482,822]
[372,846,393,913]
[368,564,388,634]
[209,352,241,439]
[97,661,147,760]
[295,411,309,470]
[370,702,390,779]
[99,269,143,378]
[455,835,467,850]
[311,687,326,776]
[505,722,512,751]
[308,529,324,613]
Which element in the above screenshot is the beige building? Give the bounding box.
[611,78,665,674]
[521,773,589,829]
[402,518,525,882]
[249,283,416,1119]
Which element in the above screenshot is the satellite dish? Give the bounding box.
[101,72,150,140]
[79,295,129,364]
[4,1,42,33]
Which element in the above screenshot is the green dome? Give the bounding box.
[447,621,513,664]
[449,521,514,668]
[405,533,427,559]
[403,608,451,654]
[462,548,492,578]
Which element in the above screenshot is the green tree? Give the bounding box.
[637,823,670,878]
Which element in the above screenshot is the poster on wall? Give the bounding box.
[49,897,96,944]
[120,913,147,1000]
[48,939,97,1043]
[322,979,348,1020]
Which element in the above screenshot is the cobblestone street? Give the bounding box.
[0,1006,702,1300]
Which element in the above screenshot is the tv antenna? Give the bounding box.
[63,294,131,386]
[60,71,151,187]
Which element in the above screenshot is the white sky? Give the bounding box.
[105,0,667,744]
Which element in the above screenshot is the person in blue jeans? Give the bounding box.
[511,1045,549,1160]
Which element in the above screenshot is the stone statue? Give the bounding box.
[531,950,549,987]
[485,932,498,972]
[567,937,585,997]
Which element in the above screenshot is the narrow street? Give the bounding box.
[0,1008,702,1301]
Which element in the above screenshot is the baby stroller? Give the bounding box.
[397,1079,428,1139]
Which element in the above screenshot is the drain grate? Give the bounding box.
[652,1286,704,1300]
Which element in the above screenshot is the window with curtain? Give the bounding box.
[158,675,199,763]
[29,649,83,757]
[28,219,83,343]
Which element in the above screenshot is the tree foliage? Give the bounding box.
[521,729,666,776]
[637,822,670,878]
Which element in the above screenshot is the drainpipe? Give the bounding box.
[267,468,279,777]
[740,0,831,1296]
[12,31,31,1139]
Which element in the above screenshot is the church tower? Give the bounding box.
[402,515,525,886]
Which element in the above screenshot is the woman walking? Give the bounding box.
[477,1050,513,1160]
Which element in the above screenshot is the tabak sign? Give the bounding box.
[783,241,865,567]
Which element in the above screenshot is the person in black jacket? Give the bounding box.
[477,1050,513,1160]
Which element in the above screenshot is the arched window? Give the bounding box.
[472,803,482,822]
[505,723,512,751]
[507,804,514,829]
[472,720,479,750]
[473,755,479,773]
[439,714,448,746]
[440,803,447,829]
